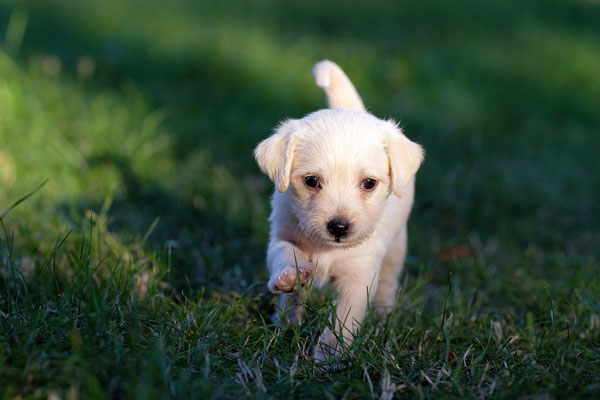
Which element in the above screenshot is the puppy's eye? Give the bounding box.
[304,175,321,189]
[361,178,377,191]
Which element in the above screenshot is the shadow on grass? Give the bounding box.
[70,152,267,292]
[1,0,598,292]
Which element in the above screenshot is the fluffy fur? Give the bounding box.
[254,60,424,360]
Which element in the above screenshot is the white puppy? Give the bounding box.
[254,60,424,360]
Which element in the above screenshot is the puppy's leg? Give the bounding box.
[374,226,407,316]
[315,263,379,361]
[273,293,304,326]
[267,239,313,324]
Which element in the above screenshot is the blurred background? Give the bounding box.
[2,0,598,289]
[1,0,599,299]
[1,0,599,396]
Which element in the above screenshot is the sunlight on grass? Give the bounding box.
[1,0,599,397]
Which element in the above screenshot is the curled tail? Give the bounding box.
[312,60,365,111]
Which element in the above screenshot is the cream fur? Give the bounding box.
[254,60,424,361]
[312,60,365,110]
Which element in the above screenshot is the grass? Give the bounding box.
[0,0,599,398]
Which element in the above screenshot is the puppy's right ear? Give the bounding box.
[254,120,298,193]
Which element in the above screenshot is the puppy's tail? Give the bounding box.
[312,60,365,111]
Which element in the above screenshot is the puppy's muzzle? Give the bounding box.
[327,219,350,240]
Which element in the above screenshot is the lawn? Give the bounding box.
[1,0,599,398]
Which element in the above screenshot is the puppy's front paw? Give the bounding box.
[268,264,313,294]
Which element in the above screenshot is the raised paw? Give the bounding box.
[268,264,313,294]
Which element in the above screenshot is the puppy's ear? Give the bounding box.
[254,120,298,193]
[384,122,424,196]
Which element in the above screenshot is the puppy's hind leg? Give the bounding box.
[272,293,305,326]
[374,226,407,316]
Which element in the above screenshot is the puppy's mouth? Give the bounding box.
[331,238,350,246]
[325,227,373,248]
[327,234,360,248]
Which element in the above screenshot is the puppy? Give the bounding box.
[254,60,424,360]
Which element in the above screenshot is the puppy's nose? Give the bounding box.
[327,219,350,238]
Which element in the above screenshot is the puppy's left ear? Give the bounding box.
[384,121,425,197]
[254,119,298,193]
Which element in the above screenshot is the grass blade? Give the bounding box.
[0,179,48,220]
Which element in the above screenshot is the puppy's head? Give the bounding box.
[255,109,424,248]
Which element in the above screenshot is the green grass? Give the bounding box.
[1,0,599,398]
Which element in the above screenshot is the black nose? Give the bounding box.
[327,219,350,238]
